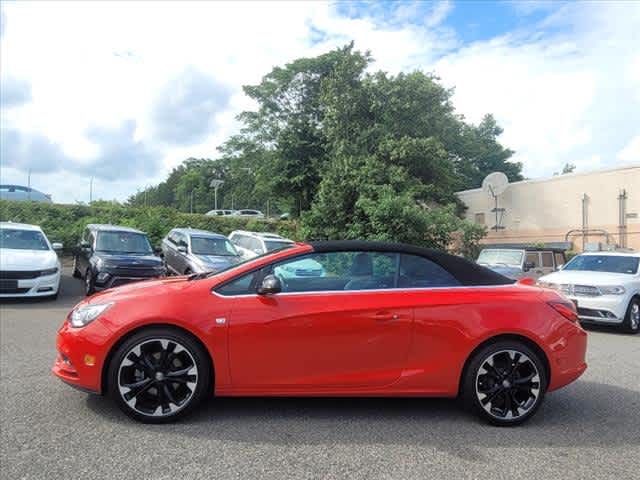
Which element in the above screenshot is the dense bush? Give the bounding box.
[0,200,299,251]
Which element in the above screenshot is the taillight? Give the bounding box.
[548,301,579,323]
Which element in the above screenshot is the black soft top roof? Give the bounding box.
[309,240,514,286]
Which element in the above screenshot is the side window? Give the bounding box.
[248,237,264,254]
[216,270,261,296]
[178,233,188,248]
[540,252,554,268]
[398,254,460,288]
[272,251,398,293]
[525,252,540,268]
[167,232,176,245]
[554,252,565,268]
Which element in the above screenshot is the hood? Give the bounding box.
[0,248,58,270]
[87,275,192,303]
[94,252,162,268]
[195,254,240,271]
[539,270,634,285]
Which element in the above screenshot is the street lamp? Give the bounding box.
[210,179,224,210]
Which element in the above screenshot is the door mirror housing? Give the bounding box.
[523,261,535,272]
[51,242,63,250]
[80,241,91,250]
[154,246,163,255]
[177,246,187,254]
[257,274,282,295]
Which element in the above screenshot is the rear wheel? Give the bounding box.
[107,328,211,423]
[622,298,640,334]
[461,340,547,426]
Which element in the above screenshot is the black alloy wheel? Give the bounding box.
[462,341,547,426]
[108,328,211,423]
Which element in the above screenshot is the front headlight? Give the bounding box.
[598,285,626,295]
[70,303,114,328]
[537,281,556,289]
[41,267,59,276]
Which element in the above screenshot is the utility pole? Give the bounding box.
[89,176,94,204]
[190,190,194,214]
[27,170,32,201]
[209,178,224,210]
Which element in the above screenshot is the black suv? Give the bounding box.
[72,224,166,295]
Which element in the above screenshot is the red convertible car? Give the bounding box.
[53,241,587,425]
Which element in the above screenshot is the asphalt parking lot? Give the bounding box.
[1,269,638,480]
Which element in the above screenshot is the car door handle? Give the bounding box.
[374,311,399,322]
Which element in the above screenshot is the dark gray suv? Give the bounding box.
[161,228,241,275]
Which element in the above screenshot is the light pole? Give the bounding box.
[210,179,224,210]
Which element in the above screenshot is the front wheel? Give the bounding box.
[461,340,547,426]
[622,298,640,334]
[107,328,211,423]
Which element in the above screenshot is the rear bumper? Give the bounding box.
[547,321,588,392]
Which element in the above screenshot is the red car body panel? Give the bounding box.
[52,243,587,398]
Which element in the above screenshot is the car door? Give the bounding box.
[220,250,413,390]
[77,229,93,274]
[173,232,189,274]
[162,232,178,274]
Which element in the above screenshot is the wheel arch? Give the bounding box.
[100,323,215,395]
[457,333,551,397]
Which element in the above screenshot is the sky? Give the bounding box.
[1,0,639,204]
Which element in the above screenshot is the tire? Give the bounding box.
[183,268,192,276]
[461,340,547,426]
[622,297,640,334]
[107,327,211,423]
[84,269,95,296]
[72,257,81,278]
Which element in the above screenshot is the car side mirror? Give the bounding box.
[154,246,163,255]
[523,261,535,272]
[52,242,63,250]
[177,245,187,253]
[80,241,91,250]
[257,274,282,295]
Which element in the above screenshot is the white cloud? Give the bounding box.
[617,136,640,163]
[0,0,638,203]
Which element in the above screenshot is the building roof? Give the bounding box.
[309,240,513,286]
[456,163,640,195]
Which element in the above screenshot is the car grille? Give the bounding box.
[107,267,160,277]
[0,270,43,279]
[556,284,600,297]
[0,286,30,294]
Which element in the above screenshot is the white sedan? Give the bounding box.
[0,222,62,299]
[538,250,640,333]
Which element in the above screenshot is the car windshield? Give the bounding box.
[196,245,295,279]
[0,228,50,250]
[191,236,238,256]
[264,240,294,252]
[96,231,152,254]
[563,255,639,274]
[477,249,523,267]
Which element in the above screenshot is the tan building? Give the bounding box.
[456,164,640,252]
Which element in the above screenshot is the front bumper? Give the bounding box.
[52,318,113,394]
[567,294,628,325]
[0,272,61,298]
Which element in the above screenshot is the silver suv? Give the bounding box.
[161,228,241,275]
[477,247,566,280]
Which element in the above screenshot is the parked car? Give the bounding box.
[72,224,166,295]
[232,209,265,218]
[0,222,62,298]
[538,250,640,333]
[161,228,241,275]
[205,209,235,216]
[0,184,52,203]
[477,247,566,280]
[53,240,587,425]
[228,231,293,259]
